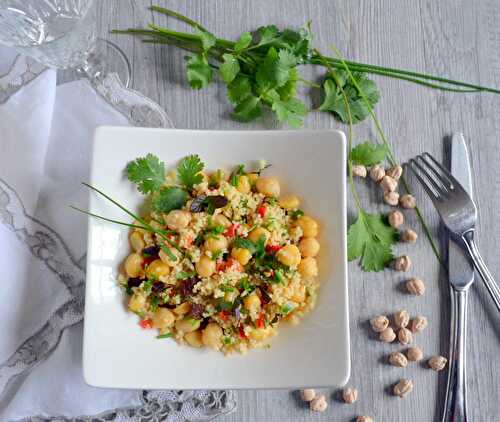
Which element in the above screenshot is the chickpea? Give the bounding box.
[296,216,318,238]
[129,231,145,252]
[173,302,192,315]
[128,293,146,313]
[204,235,228,252]
[152,308,175,329]
[145,259,170,279]
[248,227,270,245]
[175,317,201,333]
[185,330,203,348]
[276,244,301,267]
[352,164,367,178]
[202,322,223,349]
[236,175,251,194]
[165,210,191,231]
[124,253,144,278]
[298,257,318,278]
[213,214,231,228]
[243,292,261,312]
[298,237,320,257]
[196,255,216,277]
[279,195,300,210]
[159,247,180,267]
[247,173,259,186]
[249,326,273,341]
[231,247,252,266]
[255,177,280,197]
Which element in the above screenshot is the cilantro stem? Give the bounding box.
[298,77,321,89]
[331,47,443,265]
[149,5,210,33]
[314,49,362,211]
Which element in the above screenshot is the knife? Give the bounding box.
[442,133,475,422]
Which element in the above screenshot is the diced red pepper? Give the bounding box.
[224,223,240,238]
[266,244,282,253]
[256,312,266,329]
[225,258,243,272]
[219,311,229,322]
[257,206,266,218]
[239,326,248,339]
[216,261,226,272]
[139,318,153,329]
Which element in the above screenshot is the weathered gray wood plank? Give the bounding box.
[98,1,500,420]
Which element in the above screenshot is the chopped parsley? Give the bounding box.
[220,284,236,293]
[150,296,159,312]
[289,209,304,219]
[229,164,245,186]
[176,271,196,280]
[141,279,153,294]
[238,278,255,294]
[215,299,233,311]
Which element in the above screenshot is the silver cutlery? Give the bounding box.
[442,133,475,422]
[408,148,500,313]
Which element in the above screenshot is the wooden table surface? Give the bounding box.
[98,1,500,420]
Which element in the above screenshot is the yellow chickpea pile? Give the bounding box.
[121,167,322,355]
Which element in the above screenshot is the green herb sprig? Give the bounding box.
[113,6,500,129]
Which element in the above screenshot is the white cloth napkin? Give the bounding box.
[0,47,235,421]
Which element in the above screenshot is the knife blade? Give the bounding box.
[448,133,474,288]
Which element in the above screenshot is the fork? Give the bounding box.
[408,152,500,313]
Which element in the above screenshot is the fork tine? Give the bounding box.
[417,154,451,194]
[421,152,457,188]
[407,159,444,205]
[409,158,447,198]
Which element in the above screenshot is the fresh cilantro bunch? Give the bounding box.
[208,25,311,127]
[126,154,205,214]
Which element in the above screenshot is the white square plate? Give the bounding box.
[83,127,349,390]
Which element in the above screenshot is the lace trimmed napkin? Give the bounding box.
[0,46,236,421]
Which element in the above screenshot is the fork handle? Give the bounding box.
[461,230,500,312]
[442,286,468,422]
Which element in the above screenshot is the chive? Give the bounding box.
[156,332,173,339]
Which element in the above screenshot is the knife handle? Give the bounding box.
[461,230,500,313]
[442,286,468,422]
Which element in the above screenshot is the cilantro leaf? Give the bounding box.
[319,70,380,123]
[126,154,165,194]
[186,54,212,89]
[257,25,280,44]
[177,154,204,190]
[256,47,292,90]
[232,95,262,122]
[347,210,397,271]
[227,75,252,104]
[272,98,308,128]
[276,68,298,100]
[350,141,388,166]
[198,29,216,51]
[219,53,240,84]
[152,186,188,213]
[233,237,257,253]
[234,31,252,52]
